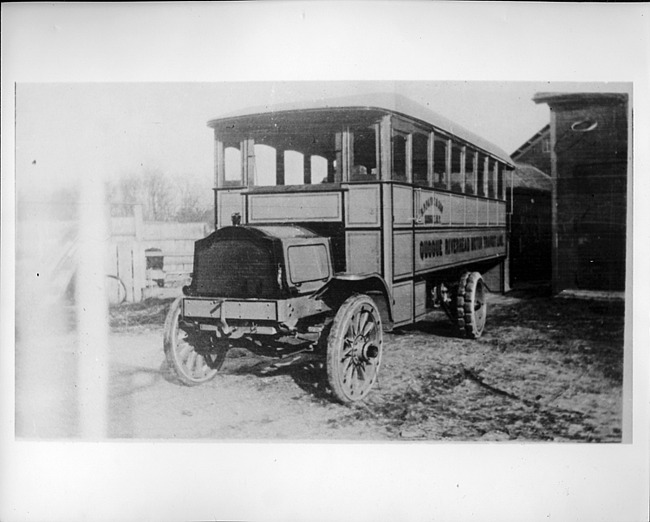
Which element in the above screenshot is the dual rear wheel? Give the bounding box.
[456,271,487,339]
[437,271,488,339]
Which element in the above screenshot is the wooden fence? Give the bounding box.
[108,205,209,303]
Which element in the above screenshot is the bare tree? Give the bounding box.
[141,169,175,221]
[108,169,212,224]
[175,178,212,224]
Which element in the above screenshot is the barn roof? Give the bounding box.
[208,93,514,166]
[533,92,628,108]
[511,124,550,160]
[510,163,552,192]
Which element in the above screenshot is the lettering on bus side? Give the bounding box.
[418,195,444,225]
[419,238,443,258]
[417,232,505,265]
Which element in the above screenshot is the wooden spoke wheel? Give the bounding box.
[457,271,487,339]
[163,297,226,386]
[326,294,383,404]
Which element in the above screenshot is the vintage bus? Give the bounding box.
[164,93,514,404]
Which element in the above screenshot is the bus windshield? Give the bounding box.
[217,116,381,188]
[220,123,345,187]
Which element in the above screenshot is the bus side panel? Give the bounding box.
[381,184,394,289]
[437,192,452,225]
[497,200,506,225]
[490,200,499,226]
[217,190,245,228]
[345,231,382,275]
[450,194,465,226]
[478,199,490,226]
[345,184,380,227]
[415,188,457,226]
[392,185,413,226]
[248,192,342,223]
[414,280,427,320]
[415,228,506,273]
[393,230,413,278]
[392,281,413,325]
[466,197,478,226]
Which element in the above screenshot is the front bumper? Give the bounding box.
[181,295,330,325]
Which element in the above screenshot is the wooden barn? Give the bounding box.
[533,92,629,294]
[511,124,552,175]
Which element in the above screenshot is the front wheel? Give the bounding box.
[326,294,383,404]
[163,297,226,386]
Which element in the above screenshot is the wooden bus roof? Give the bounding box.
[208,93,515,167]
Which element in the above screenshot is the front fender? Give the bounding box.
[312,273,394,325]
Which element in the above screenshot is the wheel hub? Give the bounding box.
[351,335,379,363]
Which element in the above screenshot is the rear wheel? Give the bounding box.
[459,272,487,339]
[436,282,456,322]
[163,297,227,386]
[326,294,383,404]
[455,272,471,333]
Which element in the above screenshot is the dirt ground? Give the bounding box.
[15,288,625,442]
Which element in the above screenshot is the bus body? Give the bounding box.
[164,94,514,404]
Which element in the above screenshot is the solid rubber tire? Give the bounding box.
[163,297,221,386]
[455,272,471,333]
[326,294,383,404]
[461,272,487,339]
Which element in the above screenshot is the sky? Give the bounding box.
[15,80,630,200]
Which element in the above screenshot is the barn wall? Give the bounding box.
[509,189,552,284]
[545,96,628,293]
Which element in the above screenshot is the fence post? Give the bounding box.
[132,204,145,302]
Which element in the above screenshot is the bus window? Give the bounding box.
[284,150,305,185]
[497,163,505,200]
[433,137,447,189]
[477,153,486,197]
[243,124,341,186]
[392,131,407,181]
[224,144,243,186]
[310,155,329,184]
[465,149,476,195]
[253,144,277,186]
[450,143,463,192]
[487,158,496,198]
[351,126,377,181]
[412,132,428,185]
